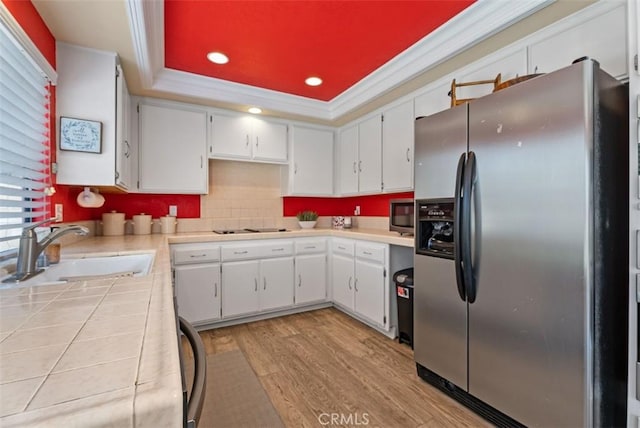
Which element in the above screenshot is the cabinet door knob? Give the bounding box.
[358,161,362,172]
[246,135,250,147]
[348,277,352,290]
[354,278,358,292]
[298,274,302,287]
[353,162,357,174]
[214,282,217,297]
[254,278,258,292]
[263,278,266,290]
[406,148,410,162]
[256,136,259,148]
[294,163,298,174]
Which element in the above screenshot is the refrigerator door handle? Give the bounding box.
[463,151,477,303]
[453,152,467,301]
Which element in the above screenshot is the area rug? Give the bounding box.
[185,349,284,428]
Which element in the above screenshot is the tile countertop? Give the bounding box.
[0,228,412,427]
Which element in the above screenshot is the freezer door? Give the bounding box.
[414,105,468,199]
[466,63,592,426]
[414,255,467,390]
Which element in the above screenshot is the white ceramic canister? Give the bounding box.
[160,215,177,234]
[132,213,152,235]
[102,210,126,236]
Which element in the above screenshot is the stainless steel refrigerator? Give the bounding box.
[413,59,628,427]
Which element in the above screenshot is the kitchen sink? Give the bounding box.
[0,252,155,289]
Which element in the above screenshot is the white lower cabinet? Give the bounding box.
[221,260,261,318]
[295,254,327,305]
[221,257,294,318]
[294,238,328,305]
[260,257,295,311]
[331,253,355,309]
[331,239,389,328]
[174,263,221,324]
[221,240,295,318]
[171,244,221,325]
[172,237,388,331]
[354,259,385,326]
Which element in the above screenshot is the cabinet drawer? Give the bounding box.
[332,239,355,256]
[261,241,294,258]
[355,243,386,264]
[173,245,220,265]
[222,241,293,261]
[295,239,327,254]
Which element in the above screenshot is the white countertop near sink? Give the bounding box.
[0,228,412,427]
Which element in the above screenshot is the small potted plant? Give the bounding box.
[296,210,318,229]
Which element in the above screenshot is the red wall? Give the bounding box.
[283,192,413,217]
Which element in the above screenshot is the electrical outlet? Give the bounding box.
[169,205,178,217]
[354,205,361,216]
[55,204,63,222]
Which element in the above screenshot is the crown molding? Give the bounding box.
[127,0,554,121]
[125,0,163,88]
[154,68,330,119]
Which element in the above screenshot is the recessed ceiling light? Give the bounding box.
[248,107,262,114]
[305,76,323,86]
[207,52,229,64]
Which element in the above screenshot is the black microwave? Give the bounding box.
[389,199,414,235]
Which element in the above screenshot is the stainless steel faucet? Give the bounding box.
[2,218,89,283]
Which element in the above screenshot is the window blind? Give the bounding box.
[0,22,51,253]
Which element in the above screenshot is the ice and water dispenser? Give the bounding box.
[416,198,455,259]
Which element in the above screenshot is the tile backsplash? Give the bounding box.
[199,160,284,230]
[84,159,392,235]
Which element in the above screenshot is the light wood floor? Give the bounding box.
[192,308,489,427]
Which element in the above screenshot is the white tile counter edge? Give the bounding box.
[167,227,415,247]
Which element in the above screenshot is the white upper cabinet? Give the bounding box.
[382,100,414,192]
[528,4,627,78]
[337,125,359,195]
[56,43,132,190]
[414,50,526,121]
[252,118,288,162]
[459,49,527,100]
[138,99,208,194]
[283,125,334,196]
[210,113,288,163]
[357,115,383,193]
[208,114,253,159]
[115,65,132,189]
[414,82,451,119]
[337,115,382,195]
